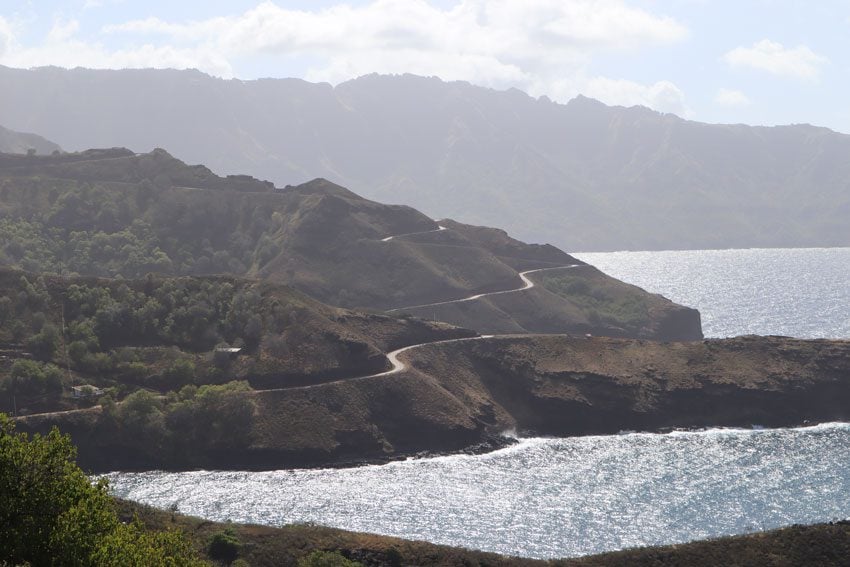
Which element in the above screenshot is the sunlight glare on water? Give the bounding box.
[106,423,850,559]
[574,247,850,339]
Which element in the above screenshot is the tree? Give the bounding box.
[207,528,241,563]
[26,323,61,360]
[0,414,206,565]
[119,389,165,442]
[5,359,63,397]
[298,551,364,567]
[163,359,196,387]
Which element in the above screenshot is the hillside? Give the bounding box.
[0,266,473,468]
[0,123,61,155]
[0,148,701,340]
[1,66,849,250]
[118,498,850,566]
[18,335,850,471]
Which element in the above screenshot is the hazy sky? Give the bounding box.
[2,1,849,133]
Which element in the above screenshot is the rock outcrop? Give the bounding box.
[19,335,850,471]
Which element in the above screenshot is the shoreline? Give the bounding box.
[102,421,850,563]
[96,418,847,475]
[17,334,849,475]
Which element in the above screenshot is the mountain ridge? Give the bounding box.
[2,66,849,250]
[0,146,702,340]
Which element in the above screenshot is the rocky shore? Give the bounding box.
[17,334,850,472]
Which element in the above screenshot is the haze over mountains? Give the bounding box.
[1,66,849,251]
[0,124,61,155]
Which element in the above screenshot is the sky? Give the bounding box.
[1,0,849,133]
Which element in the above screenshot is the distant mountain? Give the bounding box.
[1,66,848,251]
[0,124,61,155]
[0,147,700,340]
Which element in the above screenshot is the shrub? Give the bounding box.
[163,358,196,387]
[5,360,63,396]
[297,551,364,567]
[0,414,206,565]
[208,528,241,563]
[26,323,61,360]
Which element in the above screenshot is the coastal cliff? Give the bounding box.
[17,335,850,471]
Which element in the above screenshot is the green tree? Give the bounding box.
[118,389,166,450]
[298,550,364,567]
[0,414,206,566]
[26,323,61,360]
[207,528,241,563]
[5,359,63,396]
[163,358,196,387]
[91,519,204,566]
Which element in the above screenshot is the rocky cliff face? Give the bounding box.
[19,335,849,471]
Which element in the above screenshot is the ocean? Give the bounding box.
[106,247,850,558]
[575,247,850,339]
[107,424,850,559]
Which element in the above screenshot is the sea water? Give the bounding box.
[106,248,850,558]
[107,423,850,559]
[574,247,850,339]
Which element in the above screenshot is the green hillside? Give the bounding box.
[0,148,701,340]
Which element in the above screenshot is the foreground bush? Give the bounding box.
[0,413,206,566]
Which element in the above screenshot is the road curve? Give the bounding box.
[387,265,579,313]
[266,334,499,392]
[17,222,577,416]
[381,224,447,242]
[354,223,580,386]
[260,227,580,390]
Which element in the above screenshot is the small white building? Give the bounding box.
[214,346,242,363]
[72,385,104,398]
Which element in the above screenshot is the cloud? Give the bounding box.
[714,88,750,107]
[0,10,233,77]
[98,0,689,89]
[1,0,690,115]
[4,40,234,78]
[723,39,827,80]
[84,0,125,9]
[0,15,232,78]
[105,0,687,55]
[0,16,13,57]
[579,77,691,116]
[47,19,80,44]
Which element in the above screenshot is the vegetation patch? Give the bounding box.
[0,267,410,418]
[0,413,205,565]
[540,267,652,333]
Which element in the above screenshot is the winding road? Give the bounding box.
[289,224,578,385]
[18,222,578,417]
[387,265,578,313]
[380,224,447,242]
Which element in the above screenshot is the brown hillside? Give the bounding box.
[18,335,850,471]
[0,149,701,340]
[120,497,850,566]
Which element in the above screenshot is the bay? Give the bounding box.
[106,248,850,558]
[107,423,850,559]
